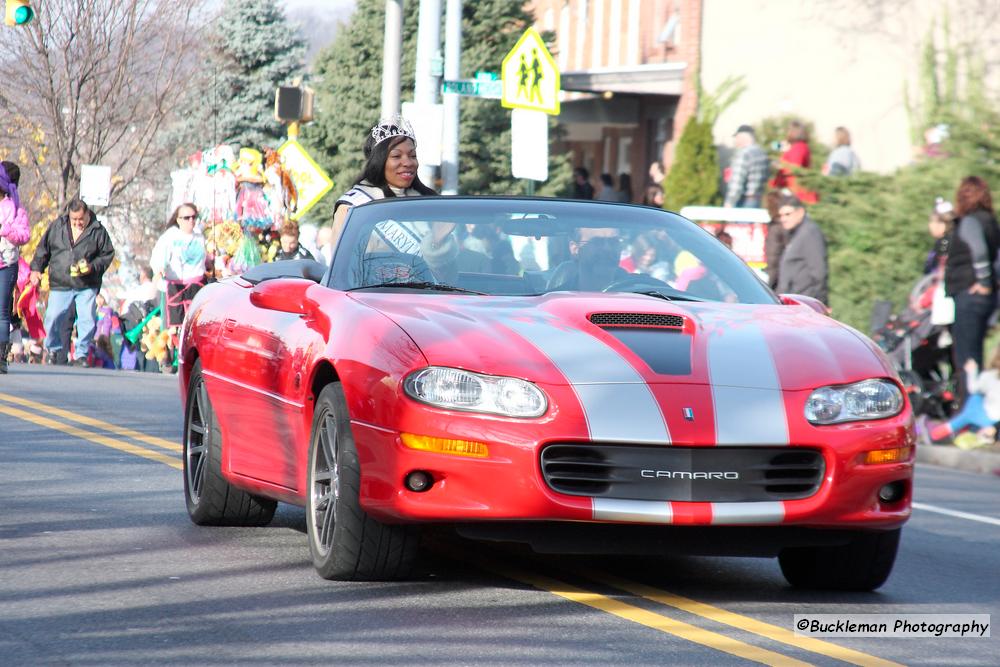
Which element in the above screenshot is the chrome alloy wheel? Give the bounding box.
[310,411,340,557]
[185,378,210,502]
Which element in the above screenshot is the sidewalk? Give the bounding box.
[916,441,1000,475]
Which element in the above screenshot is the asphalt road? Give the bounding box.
[1,364,997,666]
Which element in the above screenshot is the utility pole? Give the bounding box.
[440,0,461,195]
[413,0,442,186]
[381,0,404,118]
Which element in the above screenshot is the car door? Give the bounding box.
[211,280,316,491]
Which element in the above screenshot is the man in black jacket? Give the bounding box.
[775,193,828,305]
[30,198,115,366]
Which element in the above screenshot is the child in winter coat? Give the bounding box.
[927,347,1000,444]
[0,161,31,373]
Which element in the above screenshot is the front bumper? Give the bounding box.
[352,410,913,531]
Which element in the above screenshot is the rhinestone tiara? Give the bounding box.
[371,115,416,146]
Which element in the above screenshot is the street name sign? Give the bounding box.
[441,79,502,98]
[501,27,560,115]
[276,139,334,220]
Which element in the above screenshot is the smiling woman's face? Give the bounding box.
[384,138,417,190]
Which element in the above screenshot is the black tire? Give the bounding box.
[307,383,419,580]
[778,528,901,591]
[183,360,277,526]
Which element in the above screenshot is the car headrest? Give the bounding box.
[240,259,328,285]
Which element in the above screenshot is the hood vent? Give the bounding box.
[589,313,685,329]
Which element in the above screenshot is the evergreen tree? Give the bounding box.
[661,75,743,211]
[662,117,720,210]
[457,1,572,197]
[798,30,1000,331]
[305,0,418,199]
[167,0,306,153]
[303,0,572,212]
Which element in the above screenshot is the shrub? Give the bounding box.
[663,117,720,211]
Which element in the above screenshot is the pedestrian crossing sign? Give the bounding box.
[276,139,334,220]
[501,27,560,115]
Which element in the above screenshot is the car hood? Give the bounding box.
[350,291,895,392]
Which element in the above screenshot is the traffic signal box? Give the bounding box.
[274,86,314,123]
[4,0,34,26]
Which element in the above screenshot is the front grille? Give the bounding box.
[540,444,824,502]
[589,313,685,329]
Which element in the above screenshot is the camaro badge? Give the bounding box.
[683,407,694,421]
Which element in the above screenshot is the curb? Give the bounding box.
[916,443,1000,475]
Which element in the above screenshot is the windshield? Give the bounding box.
[331,197,777,304]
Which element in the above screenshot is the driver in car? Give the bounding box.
[548,227,630,291]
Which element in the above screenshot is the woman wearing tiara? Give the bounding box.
[330,117,457,278]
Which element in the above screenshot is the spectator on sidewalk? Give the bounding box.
[723,125,769,208]
[596,173,617,201]
[945,176,1000,403]
[1,161,31,374]
[121,266,159,314]
[771,120,817,203]
[30,198,115,367]
[925,354,1000,445]
[763,190,787,290]
[775,193,828,304]
[643,185,664,208]
[616,173,633,203]
[823,127,860,176]
[924,198,954,276]
[150,203,207,331]
[572,167,595,200]
[276,221,315,261]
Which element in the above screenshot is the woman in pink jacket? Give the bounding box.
[0,161,31,373]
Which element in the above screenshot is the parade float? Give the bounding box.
[169,139,330,277]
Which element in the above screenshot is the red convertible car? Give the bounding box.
[179,197,913,589]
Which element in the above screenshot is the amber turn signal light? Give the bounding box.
[401,433,489,458]
[863,446,912,465]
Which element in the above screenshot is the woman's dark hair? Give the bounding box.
[600,173,614,187]
[166,202,199,231]
[0,161,20,195]
[954,176,993,217]
[354,134,436,198]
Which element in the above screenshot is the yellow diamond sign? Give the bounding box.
[501,27,560,115]
[276,139,334,220]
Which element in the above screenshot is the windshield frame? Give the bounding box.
[328,196,780,305]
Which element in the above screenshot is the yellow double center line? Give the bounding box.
[1,391,901,666]
[0,391,182,469]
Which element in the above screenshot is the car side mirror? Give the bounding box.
[249,279,314,315]
[780,293,830,316]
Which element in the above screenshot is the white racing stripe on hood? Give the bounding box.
[505,318,670,444]
[707,322,789,446]
[593,499,786,524]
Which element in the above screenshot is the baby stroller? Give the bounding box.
[870,273,956,419]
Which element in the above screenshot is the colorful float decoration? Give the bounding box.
[170,143,301,277]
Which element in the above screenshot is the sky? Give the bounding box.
[283,0,355,11]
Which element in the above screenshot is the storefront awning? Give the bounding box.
[560,62,687,96]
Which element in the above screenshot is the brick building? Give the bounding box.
[526,0,703,201]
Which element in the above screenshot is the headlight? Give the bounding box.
[404,367,547,418]
[805,379,904,424]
